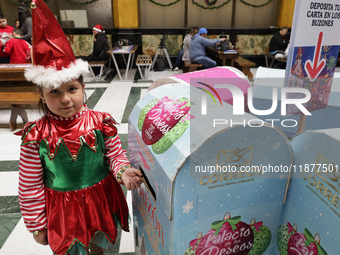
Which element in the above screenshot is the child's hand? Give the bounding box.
[32,228,48,245]
[122,167,143,190]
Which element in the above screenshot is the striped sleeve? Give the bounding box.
[18,143,47,231]
[104,135,130,179]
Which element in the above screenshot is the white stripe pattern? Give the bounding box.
[18,143,47,232]
[105,135,130,176]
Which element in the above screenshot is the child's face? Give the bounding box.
[39,79,85,118]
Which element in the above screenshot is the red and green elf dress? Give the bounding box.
[18,106,130,255]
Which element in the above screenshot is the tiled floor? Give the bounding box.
[0,67,187,255]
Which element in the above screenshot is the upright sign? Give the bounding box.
[284,0,340,116]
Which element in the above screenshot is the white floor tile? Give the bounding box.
[0,218,53,255]
[0,172,19,196]
[85,83,110,88]
[0,129,21,161]
[94,83,132,123]
[119,191,135,253]
[118,123,128,134]
[85,89,95,98]
[147,70,178,81]
[111,69,137,82]
[141,89,149,99]
[131,82,152,87]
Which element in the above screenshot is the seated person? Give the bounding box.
[182,27,196,62]
[269,27,289,55]
[86,24,110,62]
[1,28,31,63]
[82,24,110,76]
[189,28,225,69]
[0,13,14,63]
[174,27,197,71]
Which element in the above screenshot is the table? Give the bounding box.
[108,45,138,81]
[205,47,240,67]
[0,63,31,82]
[0,64,39,131]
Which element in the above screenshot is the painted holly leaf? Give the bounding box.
[304,229,328,255]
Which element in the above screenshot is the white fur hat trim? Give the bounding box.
[93,27,102,32]
[24,58,89,89]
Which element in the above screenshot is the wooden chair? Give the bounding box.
[136,55,153,80]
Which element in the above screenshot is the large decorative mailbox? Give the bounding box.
[277,128,340,255]
[128,82,294,255]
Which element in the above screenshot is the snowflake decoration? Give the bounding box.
[182,200,194,214]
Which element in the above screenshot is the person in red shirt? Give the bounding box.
[1,28,31,63]
[0,13,14,63]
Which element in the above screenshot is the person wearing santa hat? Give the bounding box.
[17,1,143,254]
[82,24,110,76]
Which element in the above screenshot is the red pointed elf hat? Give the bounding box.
[25,0,88,89]
[93,24,105,33]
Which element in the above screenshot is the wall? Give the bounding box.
[64,28,279,57]
[1,0,295,30]
[57,0,112,28]
[140,0,186,28]
[0,0,112,29]
[234,0,280,28]
[140,0,280,29]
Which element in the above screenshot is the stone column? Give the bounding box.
[112,0,139,28]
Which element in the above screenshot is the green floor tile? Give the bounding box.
[122,87,149,123]
[0,213,22,248]
[0,161,19,172]
[86,87,107,109]
[0,196,20,214]
[119,134,129,159]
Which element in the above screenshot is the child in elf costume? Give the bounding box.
[17,0,143,254]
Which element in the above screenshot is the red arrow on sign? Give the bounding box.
[304,31,326,82]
